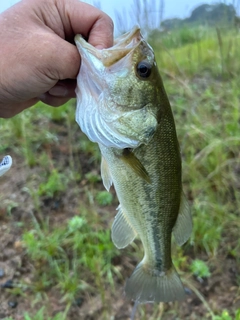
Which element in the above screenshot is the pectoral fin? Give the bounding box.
[112,205,137,249]
[173,192,192,246]
[121,149,151,183]
[100,156,112,191]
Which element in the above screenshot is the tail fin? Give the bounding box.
[125,261,185,303]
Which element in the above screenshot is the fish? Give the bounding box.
[74,26,192,303]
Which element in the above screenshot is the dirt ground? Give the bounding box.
[0,134,239,319]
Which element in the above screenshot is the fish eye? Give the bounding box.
[136,61,152,79]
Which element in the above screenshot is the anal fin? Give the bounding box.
[173,192,192,246]
[112,205,137,249]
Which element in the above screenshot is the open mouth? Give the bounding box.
[75,26,143,67]
[75,26,157,150]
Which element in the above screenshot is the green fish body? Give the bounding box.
[75,27,192,303]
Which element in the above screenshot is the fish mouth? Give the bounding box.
[75,26,142,67]
[74,27,157,149]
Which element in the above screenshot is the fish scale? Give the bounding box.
[100,115,180,273]
[75,26,192,303]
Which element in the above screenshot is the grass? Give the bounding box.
[22,213,118,298]
[152,25,240,77]
[0,24,240,319]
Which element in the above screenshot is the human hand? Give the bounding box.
[0,0,113,118]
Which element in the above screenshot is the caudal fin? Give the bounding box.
[125,262,185,303]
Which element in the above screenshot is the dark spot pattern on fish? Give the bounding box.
[75,26,191,304]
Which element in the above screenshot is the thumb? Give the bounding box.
[42,34,81,81]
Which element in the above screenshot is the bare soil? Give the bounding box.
[0,127,239,320]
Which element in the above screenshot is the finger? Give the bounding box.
[35,32,81,80]
[59,0,114,49]
[35,1,113,82]
[38,93,72,107]
[86,14,114,49]
[0,99,39,118]
[48,79,76,98]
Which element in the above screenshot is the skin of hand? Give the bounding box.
[0,0,113,118]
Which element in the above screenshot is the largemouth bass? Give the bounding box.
[75,26,192,303]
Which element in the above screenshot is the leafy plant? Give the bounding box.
[1,21,240,319]
[190,259,211,280]
[38,169,67,198]
[213,309,235,320]
[96,191,113,206]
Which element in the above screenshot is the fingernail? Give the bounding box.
[49,85,68,97]
[95,44,105,50]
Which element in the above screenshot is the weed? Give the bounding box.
[5,307,65,320]
[213,309,237,320]
[190,259,211,280]
[37,169,67,198]
[96,191,113,206]
[21,210,119,316]
[1,22,240,319]
[23,307,66,320]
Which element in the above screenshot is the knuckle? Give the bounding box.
[106,15,114,31]
[100,12,114,32]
